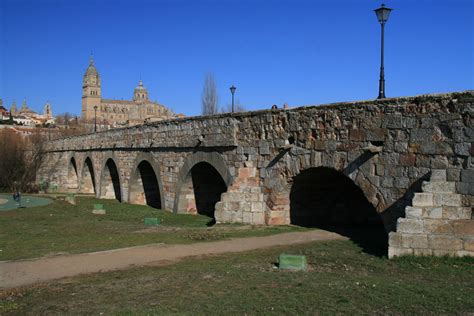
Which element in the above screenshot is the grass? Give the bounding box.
[1,239,473,315]
[0,196,305,261]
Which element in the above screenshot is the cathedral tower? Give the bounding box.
[133,79,149,104]
[82,55,101,121]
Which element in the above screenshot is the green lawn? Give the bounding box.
[1,240,473,315]
[0,197,305,261]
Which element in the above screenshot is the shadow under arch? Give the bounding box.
[66,155,79,192]
[128,153,164,209]
[290,167,387,256]
[173,152,233,220]
[79,156,96,195]
[99,156,122,202]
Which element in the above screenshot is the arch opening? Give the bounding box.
[80,157,96,194]
[100,159,121,202]
[66,157,79,191]
[129,160,162,209]
[178,162,227,219]
[290,167,386,256]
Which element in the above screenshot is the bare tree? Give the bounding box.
[201,73,219,115]
[0,129,46,192]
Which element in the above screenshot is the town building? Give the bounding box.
[9,99,55,126]
[81,56,175,127]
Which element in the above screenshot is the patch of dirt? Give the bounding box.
[0,198,8,205]
[0,230,345,289]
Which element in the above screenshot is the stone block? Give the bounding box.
[415,155,431,168]
[454,143,470,156]
[381,177,394,188]
[442,207,472,220]
[461,169,474,183]
[397,218,424,234]
[424,219,453,234]
[457,250,474,257]
[388,232,402,248]
[400,154,416,167]
[455,182,472,195]
[432,249,457,257]
[429,235,463,251]
[412,193,433,207]
[405,206,422,218]
[413,248,433,256]
[402,234,429,249]
[242,211,252,223]
[421,181,455,193]
[430,169,447,181]
[251,202,264,213]
[464,238,474,252]
[388,247,413,259]
[446,169,461,182]
[452,220,474,237]
[433,193,462,207]
[252,212,265,224]
[425,207,443,219]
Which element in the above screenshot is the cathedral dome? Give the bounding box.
[83,55,100,86]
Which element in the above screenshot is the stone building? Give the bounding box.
[81,56,175,127]
[8,99,54,125]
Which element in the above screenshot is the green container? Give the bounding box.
[93,204,104,210]
[144,217,160,226]
[278,254,307,271]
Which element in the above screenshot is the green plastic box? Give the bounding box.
[144,217,160,226]
[278,254,307,271]
[94,204,104,210]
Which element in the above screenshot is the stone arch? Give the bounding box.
[289,166,387,256]
[173,152,233,218]
[128,153,164,209]
[79,156,96,195]
[99,156,123,202]
[65,155,79,192]
[290,167,382,227]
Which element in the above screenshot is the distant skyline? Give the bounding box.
[1,0,473,117]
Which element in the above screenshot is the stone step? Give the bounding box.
[422,181,456,193]
[430,169,447,182]
[396,218,424,234]
[405,206,472,220]
[433,193,462,207]
[405,206,423,218]
[442,207,472,220]
[412,193,433,207]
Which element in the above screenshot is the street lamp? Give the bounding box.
[374,3,392,99]
[229,85,236,112]
[94,105,98,132]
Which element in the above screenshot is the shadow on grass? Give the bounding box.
[313,224,388,257]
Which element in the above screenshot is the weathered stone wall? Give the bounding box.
[38,91,473,257]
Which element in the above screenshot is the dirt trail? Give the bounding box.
[0,230,344,289]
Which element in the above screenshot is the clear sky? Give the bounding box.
[1,0,473,117]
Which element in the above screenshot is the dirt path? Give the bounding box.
[0,230,344,289]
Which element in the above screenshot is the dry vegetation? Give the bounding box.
[0,129,45,192]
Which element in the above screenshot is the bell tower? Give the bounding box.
[133,79,149,104]
[82,55,101,121]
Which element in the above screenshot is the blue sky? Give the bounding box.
[1,0,473,116]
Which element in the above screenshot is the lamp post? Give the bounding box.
[94,105,98,132]
[229,85,236,112]
[374,4,392,99]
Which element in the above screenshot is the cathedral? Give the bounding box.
[81,56,175,127]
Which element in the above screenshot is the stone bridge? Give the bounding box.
[38,91,474,258]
